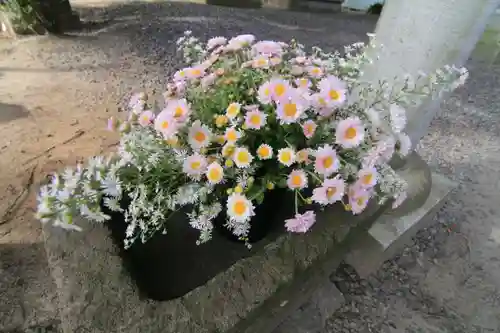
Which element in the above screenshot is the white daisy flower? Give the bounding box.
[256,144,273,160]
[206,161,224,185]
[244,109,267,130]
[226,193,255,223]
[233,147,253,168]
[357,167,378,189]
[226,102,242,119]
[154,110,179,139]
[183,153,208,179]
[277,147,296,166]
[224,127,242,144]
[314,144,340,177]
[335,117,365,148]
[188,120,212,150]
[276,92,308,125]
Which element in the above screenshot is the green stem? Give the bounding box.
[294,190,298,215]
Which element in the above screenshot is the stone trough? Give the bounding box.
[41,152,456,333]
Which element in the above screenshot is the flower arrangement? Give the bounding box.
[36,31,468,248]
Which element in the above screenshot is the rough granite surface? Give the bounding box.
[42,198,383,333]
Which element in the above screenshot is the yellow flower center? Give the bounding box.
[326,187,336,198]
[179,71,185,77]
[190,69,201,76]
[191,161,201,170]
[236,151,250,164]
[362,174,373,185]
[311,67,321,75]
[215,115,228,128]
[299,79,308,87]
[161,120,169,129]
[329,89,340,101]
[258,146,270,158]
[357,197,366,206]
[256,58,267,66]
[345,127,357,140]
[234,201,247,215]
[291,175,303,187]
[226,129,238,142]
[250,114,261,126]
[208,167,221,181]
[174,107,184,118]
[280,151,292,163]
[274,83,286,97]
[305,124,314,134]
[283,103,297,117]
[142,115,150,122]
[323,156,334,169]
[264,87,271,96]
[227,104,240,117]
[194,131,206,142]
[318,97,327,106]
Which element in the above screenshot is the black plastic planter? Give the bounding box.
[105,189,293,301]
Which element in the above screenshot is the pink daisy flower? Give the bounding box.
[302,120,318,139]
[268,77,293,103]
[207,36,227,50]
[311,177,345,205]
[154,110,178,138]
[252,56,270,69]
[245,109,267,129]
[357,167,378,189]
[295,77,311,91]
[257,80,273,105]
[314,144,340,177]
[318,75,347,107]
[185,66,205,80]
[335,117,365,149]
[164,98,191,123]
[286,169,308,190]
[276,92,308,125]
[348,185,371,215]
[138,110,155,127]
[173,69,188,82]
[307,66,324,78]
[252,40,283,57]
[285,211,316,233]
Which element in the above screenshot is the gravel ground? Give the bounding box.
[0,1,499,332]
[328,57,500,332]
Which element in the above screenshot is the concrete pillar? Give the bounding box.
[361,0,500,145]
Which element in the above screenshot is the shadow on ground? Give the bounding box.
[0,103,30,124]
[0,242,60,333]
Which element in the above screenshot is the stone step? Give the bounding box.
[42,198,380,333]
[345,172,456,278]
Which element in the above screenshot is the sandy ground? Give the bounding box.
[0,1,499,332]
